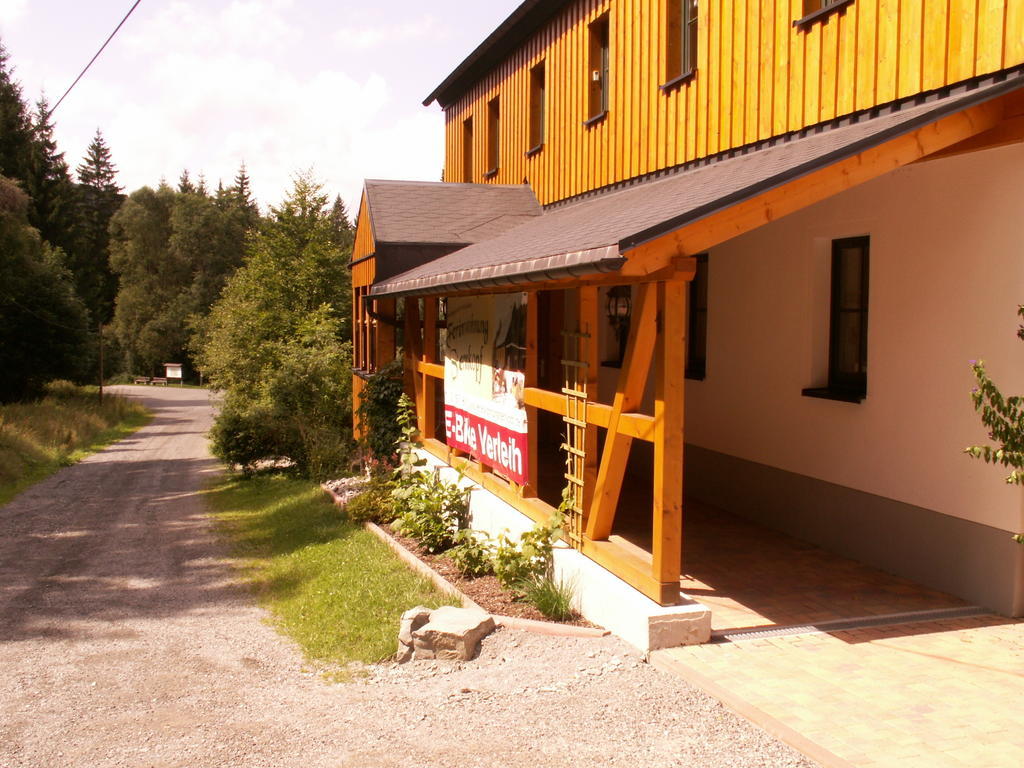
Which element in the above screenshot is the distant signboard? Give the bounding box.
[164,363,183,380]
[444,294,529,485]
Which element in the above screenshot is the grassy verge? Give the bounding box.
[0,382,151,506]
[205,473,458,676]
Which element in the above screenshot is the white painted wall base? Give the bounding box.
[417,450,711,653]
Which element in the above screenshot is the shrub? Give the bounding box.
[522,575,577,621]
[208,399,293,475]
[344,473,396,524]
[448,529,494,577]
[392,469,470,554]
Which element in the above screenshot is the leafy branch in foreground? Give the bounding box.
[965,305,1024,544]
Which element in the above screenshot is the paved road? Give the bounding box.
[0,386,812,768]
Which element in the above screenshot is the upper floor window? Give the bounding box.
[462,117,473,183]
[528,61,546,153]
[795,0,855,28]
[664,0,698,89]
[486,97,500,177]
[586,14,609,124]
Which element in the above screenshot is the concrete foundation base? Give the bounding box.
[419,450,712,653]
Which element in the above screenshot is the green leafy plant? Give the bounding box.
[391,469,470,553]
[966,305,1024,544]
[522,574,577,621]
[492,508,565,591]
[448,529,494,577]
[357,358,405,461]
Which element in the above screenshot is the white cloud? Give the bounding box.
[0,0,27,26]
[45,0,444,212]
[334,15,441,51]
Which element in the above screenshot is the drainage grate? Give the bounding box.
[712,605,990,643]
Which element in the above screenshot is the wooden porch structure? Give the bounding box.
[353,82,1024,607]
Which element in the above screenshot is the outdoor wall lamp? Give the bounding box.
[606,285,632,366]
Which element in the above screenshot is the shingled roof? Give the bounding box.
[371,67,1024,298]
[357,180,542,282]
[362,180,541,246]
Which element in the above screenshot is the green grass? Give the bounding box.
[0,383,151,506]
[205,473,458,676]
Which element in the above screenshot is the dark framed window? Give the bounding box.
[794,0,855,28]
[686,253,708,379]
[804,236,869,402]
[462,117,473,182]
[485,97,500,177]
[586,14,610,123]
[664,0,698,90]
[528,61,546,153]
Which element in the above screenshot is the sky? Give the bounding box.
[0,0,522,214]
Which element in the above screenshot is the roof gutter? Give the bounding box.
[370,246,625,298]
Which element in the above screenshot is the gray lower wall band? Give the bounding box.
[684,445,1023,617]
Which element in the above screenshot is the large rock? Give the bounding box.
[411,607,495,661]
[396,606,433,663]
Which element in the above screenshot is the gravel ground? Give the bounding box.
[0,386,815,768]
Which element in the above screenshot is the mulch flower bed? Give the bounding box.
[380,523,594,627]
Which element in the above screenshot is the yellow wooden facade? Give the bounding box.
[353,0,1024,605]
[444,0,1024,205]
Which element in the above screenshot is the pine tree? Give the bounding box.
[25,97,81,257]
[328,194,354,251]
[76,129,123,323]
[229,162,258,216]
[0,40,32,183]
[178,169,195,194]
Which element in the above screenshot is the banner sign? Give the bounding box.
[444,294,529,485]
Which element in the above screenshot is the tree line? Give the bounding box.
[1,39,358,477]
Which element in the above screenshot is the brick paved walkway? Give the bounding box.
[655,615,1024,767]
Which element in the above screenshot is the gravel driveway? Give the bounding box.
[0,386,814,768]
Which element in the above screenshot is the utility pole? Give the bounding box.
[98,323,104,404]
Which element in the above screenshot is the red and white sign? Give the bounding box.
[444,294,528,485]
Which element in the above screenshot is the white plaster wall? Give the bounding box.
[683,142,1024,533]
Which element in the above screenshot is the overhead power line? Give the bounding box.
[51,0,144,114]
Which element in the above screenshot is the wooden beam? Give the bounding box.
[374,297,396,370]
[523,387,656,441]
[625,98,1006,268]
[652,280,685,585]
[578,286,600,518]
[523,292,539,498]
[586,282,658,541]
[403,297,423,433]
[581,538,682,605]
[422,298,438,440]
[916,115,1024,162]
[415,360,445,379]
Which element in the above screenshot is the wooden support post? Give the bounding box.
[375,298,396,369]
[523,291,539,498]
[422,298,438,441]
[578,286,600,519]
[586,283,658,541]
[652,279,686,586]
[403,297,423,433]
